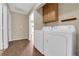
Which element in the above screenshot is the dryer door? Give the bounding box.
[44,31,67,56]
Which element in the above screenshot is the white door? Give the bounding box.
[44,32,67,56]
[0,4,3,50]
[29,12,34,43]
[3,4,8,49]
[0,4,8,50]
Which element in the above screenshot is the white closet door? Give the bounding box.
[29,12,34,42]
[3,4,8,49]
[0,4,3,50]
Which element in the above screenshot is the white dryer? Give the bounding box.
[43,25,76,56]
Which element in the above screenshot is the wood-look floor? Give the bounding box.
[2,39,44,56]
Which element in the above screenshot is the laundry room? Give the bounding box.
[34,3,79,56]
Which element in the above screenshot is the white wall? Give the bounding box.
[59,3,79,52]
[11,12,29,41]
[34,8,43,30]
[7,9,12,41]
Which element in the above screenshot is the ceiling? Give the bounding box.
[8,3,37,15]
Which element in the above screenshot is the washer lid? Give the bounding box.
[52,25,76,32]
[43,26,52,31]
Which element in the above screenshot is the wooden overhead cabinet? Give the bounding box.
[43,3,58,23]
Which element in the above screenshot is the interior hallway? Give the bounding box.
[2,39,44,56]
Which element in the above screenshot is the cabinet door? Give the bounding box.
[43,3,58,23]
[44,32,67,56]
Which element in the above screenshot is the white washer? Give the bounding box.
[43,25,76,56]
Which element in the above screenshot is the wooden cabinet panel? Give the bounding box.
[43,3,58,23]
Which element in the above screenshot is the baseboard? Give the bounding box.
[34,46,44,56]
[34,46,44,55]
[9,38,29,42]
